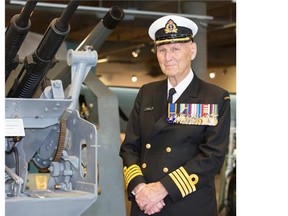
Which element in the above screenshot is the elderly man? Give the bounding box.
[120,15,231,216]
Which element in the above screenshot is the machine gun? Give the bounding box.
[5,1,125,215]
[5,0,38,81]
[6,0,80,98]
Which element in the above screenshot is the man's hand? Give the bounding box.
[135,182,168,215]
[133,183,146,194]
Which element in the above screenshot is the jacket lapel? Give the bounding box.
[153,81,168,120]
[142,81,168,144]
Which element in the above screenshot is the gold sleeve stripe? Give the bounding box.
[125,166,141,182]
[123,164,143,188]
[125,172,142,188]
[169,167,199,198]
[125,166,138,181]
[173,170,189,195]
[176,169,192,194]
[169,172,186,197]
[179,167,197,192]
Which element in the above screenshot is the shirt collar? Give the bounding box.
[167,69,194,102]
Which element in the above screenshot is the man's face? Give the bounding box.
[156,42,197,79]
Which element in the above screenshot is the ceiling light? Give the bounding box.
[209,72,216,79]
[131,75,138,82]
[132,48,140,58]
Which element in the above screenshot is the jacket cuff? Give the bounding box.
[123,164,146,199]
[160,166,199,202]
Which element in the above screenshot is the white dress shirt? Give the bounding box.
[167,69,194,103]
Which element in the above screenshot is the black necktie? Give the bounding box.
[168,88,176,103]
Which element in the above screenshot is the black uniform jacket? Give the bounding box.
[120,73,231,216]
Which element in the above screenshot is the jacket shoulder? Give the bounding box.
[196,78,231,101]
[141,79,166,91]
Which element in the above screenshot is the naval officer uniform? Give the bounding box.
[120,15,231,216]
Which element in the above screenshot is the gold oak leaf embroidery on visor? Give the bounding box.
[155,37,191,46]
[123,164,143,188]
[168,166,199,198]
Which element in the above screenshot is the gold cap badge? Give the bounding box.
[164,19,178,34]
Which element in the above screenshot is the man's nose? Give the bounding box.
[164,50,173,61]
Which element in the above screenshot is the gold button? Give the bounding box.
[142,163,147,169]
[166,147,171,153]
[146,143,151,149]
[163,167,169,173]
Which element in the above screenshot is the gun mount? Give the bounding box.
[5,46,98,216]
[5,1,126,216]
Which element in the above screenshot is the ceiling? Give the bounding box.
[5,0,236,82]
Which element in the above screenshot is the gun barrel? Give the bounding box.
[5,0,38,81]
[7,0,81,98]
[77,6,124,51]
[36,0,80,61]
[56,0,80,31]
[16,0,38,27]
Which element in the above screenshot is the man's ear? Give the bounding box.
[191,42,197,60]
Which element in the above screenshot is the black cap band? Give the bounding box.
[155,26,193,40]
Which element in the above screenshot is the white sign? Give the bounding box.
[5,119,25,137]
